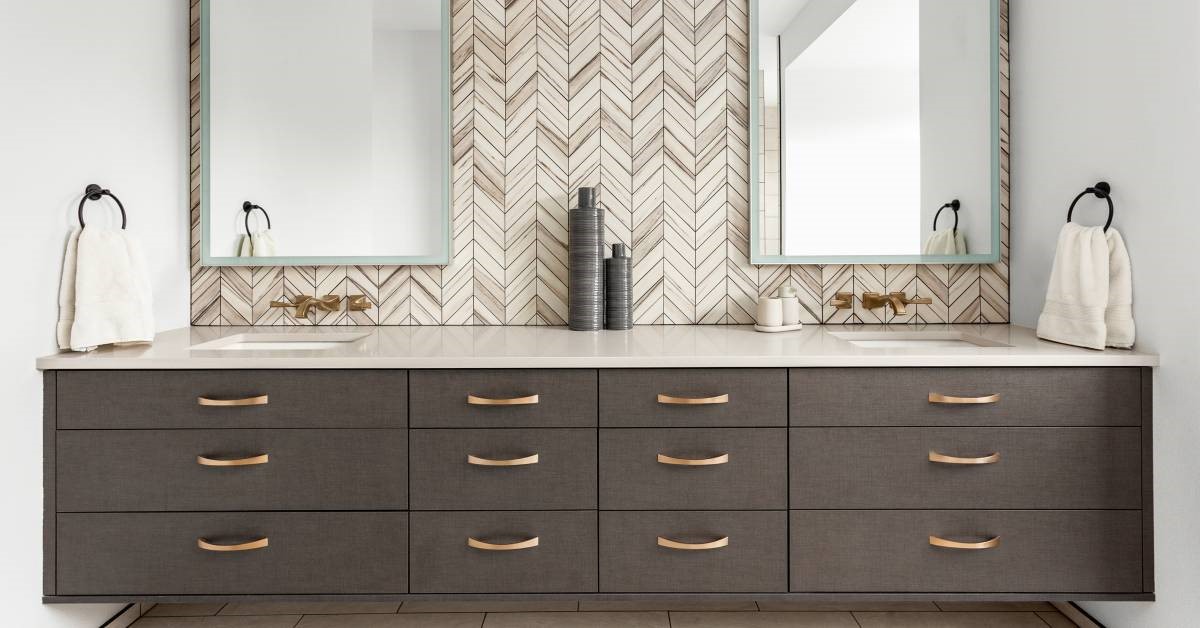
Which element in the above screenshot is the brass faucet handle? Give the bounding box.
[347,295,373,311]
[829,291,853,309]
[269,294,313,309]
[860,292,888,310]
[891,292,932,306]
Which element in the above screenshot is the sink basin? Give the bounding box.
[829,331,1010,349]
[191,332,370,351]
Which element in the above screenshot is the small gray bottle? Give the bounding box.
[605,243,632,330]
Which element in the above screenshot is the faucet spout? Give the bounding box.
[886,293,908,316]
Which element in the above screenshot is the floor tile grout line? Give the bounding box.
[850,610,864,628]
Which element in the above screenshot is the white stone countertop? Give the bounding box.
[36,324,1158,369]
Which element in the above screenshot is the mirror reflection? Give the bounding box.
[202,0,448,265]
[754,0,999,263]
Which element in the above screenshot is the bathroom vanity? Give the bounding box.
[38,325,1157,604]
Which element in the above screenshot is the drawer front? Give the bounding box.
[790,427,1141,509]
[790,510,1142,593]
[600,369,786,427]
[790,368,1142,426]
[600,428,786,509]
[410,511,597,593]
[57,429,406,512]
[57,370,406,429]
[410,369,596,428]
[57,512,407,595]
[410,429,596,510]
[600,511,787,592]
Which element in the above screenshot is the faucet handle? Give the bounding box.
[892,292,932,306]
[829,292,853,309]
[347,295,373,311]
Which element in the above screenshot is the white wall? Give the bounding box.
[0,0,190,625]
[1010,1,1200,626]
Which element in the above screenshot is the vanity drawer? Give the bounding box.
[56,370,406,429]
[790,427,1141,509]
[600,369,787,427]
[56,512,408,595]
[790,510,1142,593]
[409,429,596,510]
[57,429,407,512]
[409,511,597,593]
[599,428,786,509]
[599,511,787,592]
[790,368,1142,426]
[410,369,596,428]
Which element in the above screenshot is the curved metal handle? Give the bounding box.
[928,393,999,405]
[467,394,539,406]
[197,537,269,552]
[197,454,270,467]
[929,451,1000,465]
[657,453,729,466]
[197,395,269,407]
[657,536,729,551]
[467,453,539,466]
[657,393,729,405]
[468,537,539,551]
[929,535,1000,550]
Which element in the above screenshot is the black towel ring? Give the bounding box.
[77,184,126,229]
[242,201,272,236]
[931,199,961,234]
[1066,181,1114,232]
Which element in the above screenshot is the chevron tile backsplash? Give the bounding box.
[189,0,1010,326]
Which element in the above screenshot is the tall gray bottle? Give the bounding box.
[568,187,605,331]
[605,243,632,330]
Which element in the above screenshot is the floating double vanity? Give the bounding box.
[38,325,1157,604]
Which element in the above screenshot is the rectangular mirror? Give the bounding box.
[751,0,1001,264]
[200,0,450,266]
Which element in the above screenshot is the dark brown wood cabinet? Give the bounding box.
[43,366,1154,602]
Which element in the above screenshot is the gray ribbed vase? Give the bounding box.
[568,187,605,331]
[605,243,632,330]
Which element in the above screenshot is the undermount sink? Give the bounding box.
[829,331,1010,349]
[190,332,370,351]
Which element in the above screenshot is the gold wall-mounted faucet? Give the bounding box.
[861,291,932,316]
[828,292,853,309]
[269,294,342,318]
[347,295,373,311]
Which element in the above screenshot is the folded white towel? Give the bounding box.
[57,228,155,352]
[251,229,277,257]
[1037,224,1134,350]
[922,228,968,256]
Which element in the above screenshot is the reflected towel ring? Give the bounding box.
[77,184,126,229]
[242,201,272,236]
[1066,181,1114,232]
[932,199,960,234]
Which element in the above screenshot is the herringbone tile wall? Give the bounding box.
[189,0,1009,326]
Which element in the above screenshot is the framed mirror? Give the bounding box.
[751,0,1001,265]
[200,0,450,266]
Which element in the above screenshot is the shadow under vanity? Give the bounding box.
[39,326,1156,603]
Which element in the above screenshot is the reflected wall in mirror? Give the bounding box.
[201,0,449,266]
[752,0,1000,264]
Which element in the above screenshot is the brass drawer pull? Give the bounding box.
[657,393,729,405]
[929,451,1000,465]
[928,392,1000,405]
[467,453,539,466]
[657,453,730,466]
[197,395,269,407]
[929,535,1000,550]
[467,394,539,406]
[197,537,269,552]
[197,454,270,467]
[657,536,729,551]
[468,536,539,551]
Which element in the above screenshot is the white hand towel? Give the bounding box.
[922,229,968,256]
[1037,223,1134,350]
[250,229,277,257]
[235,234,253,257]
[1104,228,1135,348]
[57,228,155,352]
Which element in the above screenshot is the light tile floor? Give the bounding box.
[133,602,1078,627]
